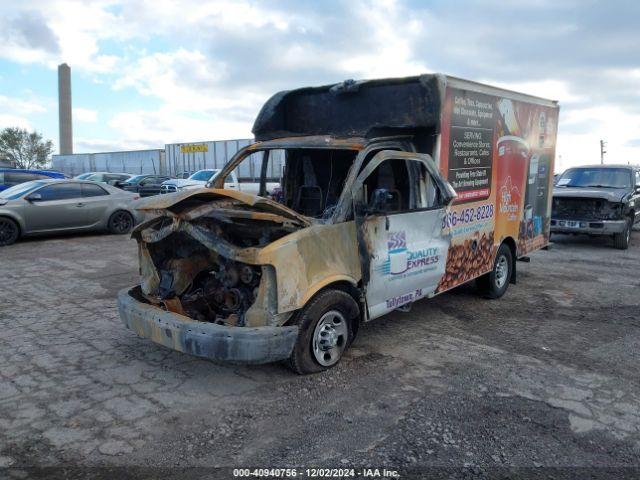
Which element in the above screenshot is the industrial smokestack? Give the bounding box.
[58,63,73,154]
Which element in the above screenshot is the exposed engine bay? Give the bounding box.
[173,255,262,325]
[132,190,310,326]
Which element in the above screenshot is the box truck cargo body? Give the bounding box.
[119,74,559,373]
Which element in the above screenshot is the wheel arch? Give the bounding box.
[0,213,24,236]
[628,209,636,223]
[289,277,363,337]
[501,236,517,285]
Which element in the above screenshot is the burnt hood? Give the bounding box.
[553,187,628,203]
[134,188,312,227]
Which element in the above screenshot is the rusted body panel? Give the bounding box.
[257,221,361,312]
[129,187,361,326]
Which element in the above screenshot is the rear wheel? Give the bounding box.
[108,210,134,235]
[0,217,19,246]
[476,243,513,299]
[613,217,632,250]
[287,289,359,375]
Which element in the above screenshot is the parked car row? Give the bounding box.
[0,179,143,246]
[2,161,638,251]
[0,168,281,198]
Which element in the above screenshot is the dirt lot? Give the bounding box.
[1,230,640,477]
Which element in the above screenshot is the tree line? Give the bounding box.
[0,127,54,169]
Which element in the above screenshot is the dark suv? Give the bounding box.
[551,165,640,249]
[118,174,171,197]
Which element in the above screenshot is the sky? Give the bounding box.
[0,0,639,171]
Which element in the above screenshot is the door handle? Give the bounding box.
[385,216,390,231]
[76,202,85,207]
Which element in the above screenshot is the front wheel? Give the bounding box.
[108,210,134,235]
[476,243,513,299]
[0,217,19,246]
[287,289,359,375]
[613,217,632,250]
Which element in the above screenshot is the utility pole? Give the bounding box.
[600,139,607,164]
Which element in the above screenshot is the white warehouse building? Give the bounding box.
[52,138,284,181]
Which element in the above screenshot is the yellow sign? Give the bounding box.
[180,144,208,153]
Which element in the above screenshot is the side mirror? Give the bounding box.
[27,193,42,202]
[635,186,640,194]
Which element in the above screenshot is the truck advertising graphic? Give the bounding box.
[438,83,559,292]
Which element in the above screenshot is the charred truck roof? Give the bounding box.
[252,74,443,141]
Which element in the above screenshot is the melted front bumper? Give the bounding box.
[118,287,298,364]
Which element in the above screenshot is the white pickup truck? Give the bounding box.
[160,169,279,195]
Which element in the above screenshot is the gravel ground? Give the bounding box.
[1,229,639,478]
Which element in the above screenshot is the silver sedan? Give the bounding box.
[0,179,143,246]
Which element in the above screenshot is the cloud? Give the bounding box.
[1,0,639,168]
[73,107,98,123]
[0,10,60,57]
[0,95,47,115]
[0,114,33,130]
[107,107,252,148]
[74,137,152,153]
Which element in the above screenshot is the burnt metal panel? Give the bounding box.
[253,75,442,141]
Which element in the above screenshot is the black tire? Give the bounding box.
[287,289,360,375]
[613,217,632,250]
[108,210,134,235]
[476,243,513,299]
[0,217,19,246]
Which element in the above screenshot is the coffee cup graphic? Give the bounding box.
[495,135,530,241]
[497,135,530,211]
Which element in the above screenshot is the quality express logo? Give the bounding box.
[379,231,439,276]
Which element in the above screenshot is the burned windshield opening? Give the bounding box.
[231,147,358,219]
[281,149,356,218]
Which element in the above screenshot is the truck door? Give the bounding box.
[352,151,457,320]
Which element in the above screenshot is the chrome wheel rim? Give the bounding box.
[112,212,132,233]
[312,310,348,367]
[495,254,509,289]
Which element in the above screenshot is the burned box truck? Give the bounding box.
[118,74,559,374]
